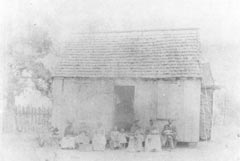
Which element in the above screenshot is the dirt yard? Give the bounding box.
[0,125,240,161]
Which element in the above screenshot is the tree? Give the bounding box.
[6,25,53,110]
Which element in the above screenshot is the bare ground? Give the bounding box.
[0,125,240,161]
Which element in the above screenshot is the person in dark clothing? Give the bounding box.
[64,121,74,137]
[60,121,75,149]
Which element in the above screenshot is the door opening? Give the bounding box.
[114,86,135,131]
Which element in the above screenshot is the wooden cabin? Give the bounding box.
[52,29,203,143]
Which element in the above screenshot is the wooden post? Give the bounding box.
[223,94,227,125]
[33,106,35,131]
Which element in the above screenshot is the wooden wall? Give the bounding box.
[200,89,214,140]
[157,79,201,142]
[52,78,115,135]
[52,78,201,142]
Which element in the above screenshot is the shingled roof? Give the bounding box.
[53,29,201,78]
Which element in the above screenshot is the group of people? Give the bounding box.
[60,122,106,151]
[59,119,177,152]
[110,126,128,149]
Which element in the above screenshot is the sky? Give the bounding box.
[1,0,240,102]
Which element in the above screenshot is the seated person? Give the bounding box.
[38,126,60,147]
[127,126,144,152]
[92,122,106,151]
[75,131,92,151]
[145,119,162,152]
[127,133,135,152]
[75,131,90,144]
[60,121,75,149]
[50,126,60,146]
[119,128,127,149]
[110,126,120,149]
[161,119,177,149]
[134,128,144,152]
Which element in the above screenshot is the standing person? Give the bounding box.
[92,122,106,151]
[145,119,162,152]
[162,119,177,149]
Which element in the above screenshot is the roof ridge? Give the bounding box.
[71,28,200,35]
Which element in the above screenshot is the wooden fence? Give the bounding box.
[15,106,52,133]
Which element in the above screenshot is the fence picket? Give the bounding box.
[14,106,51,133]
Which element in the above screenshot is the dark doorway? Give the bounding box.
[114,86,135,131]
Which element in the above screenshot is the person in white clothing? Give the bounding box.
[119,128,127,149]
[92,122,106,151]
[145,119,162,152]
